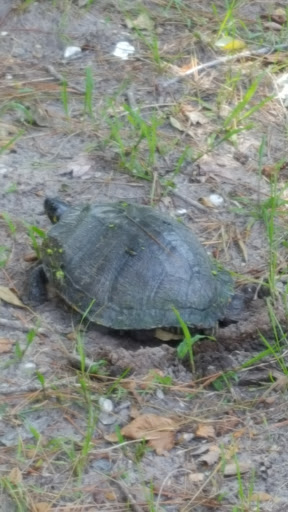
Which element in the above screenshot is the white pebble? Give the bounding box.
[176,208,187,216]
[209,193,224,206]
[64,46,82,59]
[112,41,135,60]
[23,362,36,370]
[1,32,8,36]
[99,396,114,413]
[99,412,116,425]
[156,388,165,400]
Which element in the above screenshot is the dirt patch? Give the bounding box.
[1,1,288,510]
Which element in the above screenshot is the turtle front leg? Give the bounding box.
[28,265,48,305]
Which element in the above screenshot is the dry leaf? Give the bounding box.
[8,467,22,484]
[169,116,186,132]
[130,406,140,418]
[0,286,24,307]
[181,105,209,125]
[121,414,176,439]
[188,472,205,483]
[0,338,14,354]
[121,414,177,454]
[169,116,194,137]
[33,503,52,512]
[148,431,175,455]
[250,492,274,502]
[195,424,215,439]
[104,432,119,443]
[66,154,92,179]
[224,462,252,476]
[167,61,198,76]
[126,13,154,31]
[263,21,282,31]
[199,445,220,465]
[104,491,117,501]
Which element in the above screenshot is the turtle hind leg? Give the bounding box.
[28,265,48,305]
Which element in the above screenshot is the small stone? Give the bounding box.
[98,412,116,425]
[115,400,131,412]
[5,74,13,80]
[1,32,8,36]
[209,193,224,206]
[64,46,82,59]
[156,388,165,400]
[99,397,114,413]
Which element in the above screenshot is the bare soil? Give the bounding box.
[1,1,288,511]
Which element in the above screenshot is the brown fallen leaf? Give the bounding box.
[121,414,177,455]
[104,491,117,501]
[199,445,220,465]
[0,338,14,354]
[188,472,205,483]
[104,432,119,443]
[181,105,209,125]
[8,467,22,484]
[33,503,52,512]
[233,427,247,439]
[195,424,215,439]
[262,21,283,31]
[0,286,24,308]
[250,492,275,502]
[148,431,174,455]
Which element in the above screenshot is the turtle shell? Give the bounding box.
[41,202,233,329]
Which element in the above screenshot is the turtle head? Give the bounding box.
[44,197,70,224]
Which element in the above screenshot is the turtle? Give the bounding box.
[29,197,239,331]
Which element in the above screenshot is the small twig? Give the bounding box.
[163,44,288,86]
[125,86,138,111]
[172,190,208,212]
[113,479,144,512]
[44,64,85,94]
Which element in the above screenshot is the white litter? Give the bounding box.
[113,41,135,60]
[64,46,82,59]
[209,193,224,206]
[276,74,288,106]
